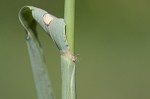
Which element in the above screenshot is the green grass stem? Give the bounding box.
[61,0,76,99]
[64,0,75,53]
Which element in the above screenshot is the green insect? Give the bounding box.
[30,6,75,61]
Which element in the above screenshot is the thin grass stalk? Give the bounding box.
[61,0,76,99]
[64,0,75,53]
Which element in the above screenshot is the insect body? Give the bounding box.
[43,14,68,51]
[30,6,75,61]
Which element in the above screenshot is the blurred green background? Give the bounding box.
[0,0,150,99]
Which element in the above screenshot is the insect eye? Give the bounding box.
[42,13,53,26]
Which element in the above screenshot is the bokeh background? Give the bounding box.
[0,0,150,99]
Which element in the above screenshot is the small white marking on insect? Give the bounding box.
[42,13,53,26]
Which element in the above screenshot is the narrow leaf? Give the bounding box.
[18,6,54,99]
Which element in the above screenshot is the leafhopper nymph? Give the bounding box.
[42,13,75,62]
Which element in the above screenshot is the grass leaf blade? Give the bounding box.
[18,6,54,99]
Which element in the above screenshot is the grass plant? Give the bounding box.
[18,0,76,99]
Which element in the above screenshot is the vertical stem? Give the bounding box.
[64,0,75,53]
[61,56,76,99]
[61,0,76,99]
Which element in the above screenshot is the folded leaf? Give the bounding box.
[19,6,54,99]
[20,6,69,51]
